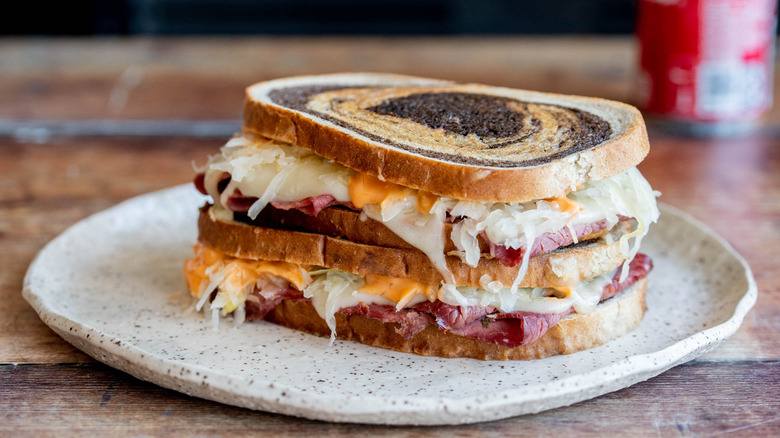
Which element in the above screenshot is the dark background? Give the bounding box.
[4,0,638,36]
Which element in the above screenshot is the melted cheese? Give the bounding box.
[448,168,659,291]
[438,269,613,315]
[348,172,437,214]
[416,190,439,214]
[544,196,584,216]
[205,136,351,219]
[347,172,454,282]
[210,260,260,314]
[359,274,437,309]
[303,270,376,343]
[569,168,660,281]
[348,172,407,209]
[302,271,441,342]
[183,243,224,296]
[201,134,659,292]
[303,267,618,338]
[184,243,311,316]
[363,201,454,283]
[187,245,620,336]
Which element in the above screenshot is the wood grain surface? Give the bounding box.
[1,37,778,435]
[1,362,778,436]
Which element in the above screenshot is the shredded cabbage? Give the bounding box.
[363,198,455,284]
[305,270,359,343]
[438,269,615,315]
[299,267,620,338]
[570,168,660,281]
[443,168,659,290]
[246,163,295,219]
[202,134,659,294]
[207,136,351,218]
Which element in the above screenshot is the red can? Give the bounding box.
[637,0,777,132]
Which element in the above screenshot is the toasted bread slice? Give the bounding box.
[264,278,647,361]
[198,206,629,290]
[244,73,649,202]
[240,204,613,256]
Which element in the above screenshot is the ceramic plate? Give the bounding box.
[23,185,756,425]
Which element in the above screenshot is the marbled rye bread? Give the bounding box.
[243,73,649,202]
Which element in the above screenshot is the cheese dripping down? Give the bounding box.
[201,135,659,288]
[185,245,620,337]
[184,243,312,327]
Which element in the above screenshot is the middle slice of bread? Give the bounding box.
[199,205,629,289]
[238,204,613,255]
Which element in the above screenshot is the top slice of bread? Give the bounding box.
[244,73,649,202]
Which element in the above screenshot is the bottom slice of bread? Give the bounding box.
[264,278,647,361]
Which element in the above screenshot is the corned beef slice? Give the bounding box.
[488,220,608,267]
[338,303,433,339]
[337,254,653,347]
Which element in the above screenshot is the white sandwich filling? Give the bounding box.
[192,254,618,339]
[205,136,352,207]
[304,268,616,340]
[201,134,659,290]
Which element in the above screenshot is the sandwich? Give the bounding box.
[184,73,659,360]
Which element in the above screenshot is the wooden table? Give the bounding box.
[1,37,778,435]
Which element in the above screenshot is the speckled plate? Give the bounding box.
[23,185,756,425]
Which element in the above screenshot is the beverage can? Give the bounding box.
[637,0,778,134]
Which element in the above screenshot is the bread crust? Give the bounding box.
[247,204,611,254]
[243,73,649,202]
[264,278,647,361]
[198,206,628,289]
